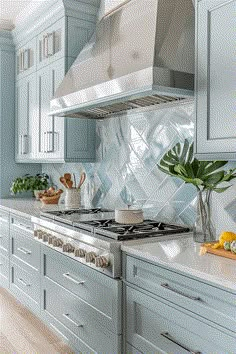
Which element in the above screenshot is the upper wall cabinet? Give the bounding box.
[16,37,37,80]
[13,0,100,163]
[195,0,236,160]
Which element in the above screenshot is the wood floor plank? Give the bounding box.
[0,288,74,354]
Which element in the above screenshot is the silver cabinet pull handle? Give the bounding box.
[17,247,31,255]
[18,278,31,287]
[18,223,31,230]
[22,135,28,155]
[63,272,85,285]
[47,32,55,56]
[161,332,201,354]
[63,313,83,328]
[20,134,23,155]
[43,34,48,58]
[161,283,201,301]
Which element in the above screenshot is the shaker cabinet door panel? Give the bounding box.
[195,0,236,160]
[16,74,37,161]
[36,58,65,161]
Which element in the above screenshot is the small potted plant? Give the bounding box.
[10,173,50,199]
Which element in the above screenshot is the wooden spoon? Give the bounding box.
[60,177,69,188]
[78,172,86,189]
[64,173,71,181]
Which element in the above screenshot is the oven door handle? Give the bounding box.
[63,272,85,285]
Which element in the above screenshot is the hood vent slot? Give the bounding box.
[62,95,184,119]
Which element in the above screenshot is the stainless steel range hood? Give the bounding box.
[50,0,195,119]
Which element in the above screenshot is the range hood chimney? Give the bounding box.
[50,0,195,119]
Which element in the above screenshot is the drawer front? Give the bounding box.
[10,262,40,305]
[43,278,122,352]
[126,343,143,354]
[126,256,236,332]
[0,221,10,255]
[126,286,236,354]
[43,310,122,354]
[11,232,40,270]
[0,253,9,288]
[10,214,33,235]
[42,245,121,333]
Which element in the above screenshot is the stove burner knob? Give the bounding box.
[62,243,75,253]
[35,230,44,239]
[42,233,49,242]
[85,252,97,263]
[52,238,63,247]
[74,248,86,258]
[48,235,56,244]
[95,256,109,268]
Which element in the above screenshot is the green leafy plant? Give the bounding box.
[10,173,50,195]
[157,139,236,192]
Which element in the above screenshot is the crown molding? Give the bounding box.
[12,0,100,46]
[0,19,15,31]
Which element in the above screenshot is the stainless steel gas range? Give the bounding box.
[32,208,191,278]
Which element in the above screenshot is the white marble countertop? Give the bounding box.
[122,236,236,293]
[0,198,65,219]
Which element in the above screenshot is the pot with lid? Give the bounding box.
[115,208,144,224]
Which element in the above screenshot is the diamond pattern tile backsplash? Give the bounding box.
[43,100,236,234]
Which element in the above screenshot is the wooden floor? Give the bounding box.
[0,287,74,354]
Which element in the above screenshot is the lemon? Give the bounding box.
[219,231,236,246]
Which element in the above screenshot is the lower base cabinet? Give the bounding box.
[0,252,9,289]
[126,285,236,354]
[42,277,122,353]
[10,261,40,314]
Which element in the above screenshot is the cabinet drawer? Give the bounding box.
[37,17,65,70]
[10,262,40,308]
[10,214,33,234]
[126,286,236,354]
[43,278,122,352]
[126,256,236,332]
[126,343,143,354]
[11,232,40,270]
[0,215,10,256]
[0,253,9,288]
[42,246,121,333]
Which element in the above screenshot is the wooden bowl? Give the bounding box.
[40,195,61,205]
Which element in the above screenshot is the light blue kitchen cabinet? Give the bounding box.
[0,209,10,289]
[0,30,41,195]
[16,37,37,80]
[124,254,236,354]
[195,0,236,160]
[37,17,65,71]
[13,0,100,163]
[36,58,96,162]
[15,73,37,162]
[126,285,236,354]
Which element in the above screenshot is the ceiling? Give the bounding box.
[0,0,46,29]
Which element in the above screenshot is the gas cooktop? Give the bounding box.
[42,208,113,217]
[75,219,190,241]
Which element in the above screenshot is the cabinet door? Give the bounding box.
[36,59,65,161]
[16,74,37,162]
[195,0,236,160]
[37,17,65,70]
[16,37,37,81]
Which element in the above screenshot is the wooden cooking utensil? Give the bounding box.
[67,180,73,189]
[78,172,86,189]
[64,173,71,181]
[60,177,69,188]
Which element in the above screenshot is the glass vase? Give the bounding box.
[193,190,216,243]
